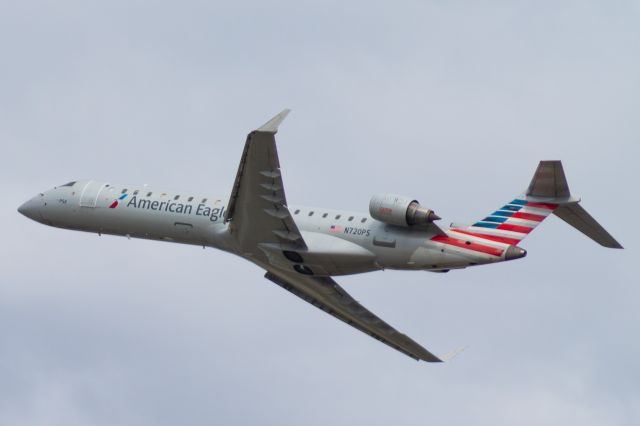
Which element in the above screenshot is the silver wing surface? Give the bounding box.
[224,109,306,253]
[264,268,443,362]
[225,110,444,362]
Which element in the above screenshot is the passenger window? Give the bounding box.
[294,209,300,215]
[188,196,193,202]
[348,216,354,221]
[133,190,139,195]
[361,218,367,223]
[322,213,328,218]
[309,211,314,216]
[202,198,208,203]
[174,195,180,200]
[147,192,152,197]
[335,215,341,220]
[121,188,127,194]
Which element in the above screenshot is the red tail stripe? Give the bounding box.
[450,229,522,245]
[109,201,118,209]
[526,202,558,210]
[431,235,504,257]
[511,212,546,222]
[498,223,533,234]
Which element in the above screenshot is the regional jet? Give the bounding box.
[18,110,622,362]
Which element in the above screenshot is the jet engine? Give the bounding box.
[369,193,440,227]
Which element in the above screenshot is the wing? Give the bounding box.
[226,111,452,362]
[264,268,444,362]
[224,109,306,253]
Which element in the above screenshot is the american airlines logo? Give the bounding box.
[109,193,128,208]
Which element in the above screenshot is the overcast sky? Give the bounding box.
[2,1,639,425]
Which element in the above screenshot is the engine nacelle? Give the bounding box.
[369,193,440,227]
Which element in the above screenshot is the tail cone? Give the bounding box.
[505,245,527,261]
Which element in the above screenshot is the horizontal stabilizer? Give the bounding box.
[527,160,570,199]
[553,203,623,248]
[522,160,621,249]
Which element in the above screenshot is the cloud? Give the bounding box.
[1,1,638,425]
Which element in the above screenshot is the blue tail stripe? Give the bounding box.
[511,199,528,205]
[492,211,514,217]
[483,216,508,223]
[501,205,522,211]
[473,222,500,229]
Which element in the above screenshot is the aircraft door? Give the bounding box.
[79,180,107,207]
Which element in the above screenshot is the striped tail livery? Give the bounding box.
[446,161,622,260]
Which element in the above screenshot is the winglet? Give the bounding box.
[439,346,466,362]
[257,109,291,133]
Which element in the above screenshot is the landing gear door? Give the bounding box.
[79,180,107,208]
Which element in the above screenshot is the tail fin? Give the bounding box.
[452,161,623,248]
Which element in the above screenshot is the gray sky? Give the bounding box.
[2,1,639,425]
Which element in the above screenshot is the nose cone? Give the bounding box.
[18,196,42,221]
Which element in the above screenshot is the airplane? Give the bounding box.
[18,109,623,362]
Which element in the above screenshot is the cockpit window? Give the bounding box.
[60,181,76,187]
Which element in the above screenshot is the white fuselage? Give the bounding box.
[19,180,515,275]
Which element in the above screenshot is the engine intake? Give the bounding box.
[369,193,440,227]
